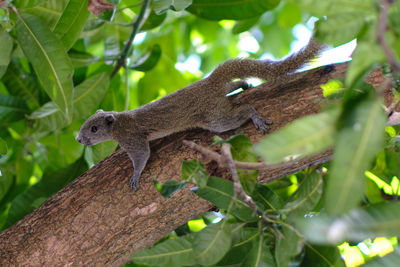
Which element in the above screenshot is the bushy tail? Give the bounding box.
[207,39,325,85]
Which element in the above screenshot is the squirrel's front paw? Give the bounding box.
[251,114,272,133]
[129,175,140,191]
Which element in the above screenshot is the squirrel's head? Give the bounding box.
[76,109,115,146]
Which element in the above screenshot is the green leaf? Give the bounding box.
[346,41,385,88]
[315,13,366,46]
[29,72,109,132]
[0,171,13,203]
[218,227,259,266]
[69,50,100,68]
[23,0,70,29]
[181,159,208,188]
[153,0,192,14]
[297,202,400,244]
[241,233,275,267]
[15,13,74,121]
[153,180,187,198]
[4,157,87,229]
[2,59,41,109]
[193,221,232,265]
[53,0,90,50]
[133,236,195,267]
[0,137,7,154]
[290,0,375,17]
[141,11,167,31]
[370,149,400,184]
[187,0,280,21]
[232,17,260,34]
[0,29,13,79]
[0,94,28,123]
[130,44,162,72]
[276,224,303,267]
[84,141,117,166]
[256,108,339,164]
[196,177,257,222]
[301,245,345,267]
[13,0,48,8]
[282,172,323,217]
[363,247,400,267]
[251,183,284,212]
[325,97,386,215]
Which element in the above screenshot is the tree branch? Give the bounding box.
[111,0,151,78]
[377,0,400,73]
[0,62,387,266]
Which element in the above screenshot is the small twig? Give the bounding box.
[183,140,294,170]
[111,0,151,78]
[221,143,269,224]
[377,0,400,73]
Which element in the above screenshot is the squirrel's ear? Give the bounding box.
[105,114,115,125]
[96,109,104,113]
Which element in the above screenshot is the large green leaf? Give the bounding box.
[193,221,232,265]
[251,184,284,212]
[69,50,100,68]
[29,72,109,132]
[325,97,386,215]
[53,0,90,50]
[84,141,117,166]
[300,245,345,267]
[0,29,13,79]
[241,233,275,267]
[187,0,280,20]
[256,109,339,164]
[0,171,13,203]
[2,59,41,109]
[218,227,259,266]
[133,236,195,267]
[275,224,303,267]
[297,202,400,244]
[0,94,28,123]
[15,13,74,121]
[181,159,208,188]
[23,0,70,30]
[3,157,87,229]
[13,0,48,8]
[282,172,323,217]
[196,177,257,222]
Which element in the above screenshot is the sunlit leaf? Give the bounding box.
[325,97,386,215]
[256,108,339,164]
[15,13,74,121]
[84,140,117,166]
[130,44,162,72]
[297,202,400,244]
[363,247,400,267]
[153,180,187,198]
[181,159,208,188]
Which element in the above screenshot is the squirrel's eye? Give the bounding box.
[91,126,98,133]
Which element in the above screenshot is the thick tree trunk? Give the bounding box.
[0,63,385,266]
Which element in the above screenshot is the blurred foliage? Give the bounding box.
[0,0,400,266]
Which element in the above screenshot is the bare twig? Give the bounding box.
[377,0,400,73]
[111,0,151,78]
[221,143,269,224]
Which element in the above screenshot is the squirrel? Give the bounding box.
[76,39,324,190]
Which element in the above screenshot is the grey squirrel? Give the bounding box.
[76,39,324,190]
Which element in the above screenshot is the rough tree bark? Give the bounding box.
[0,62,386,266]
